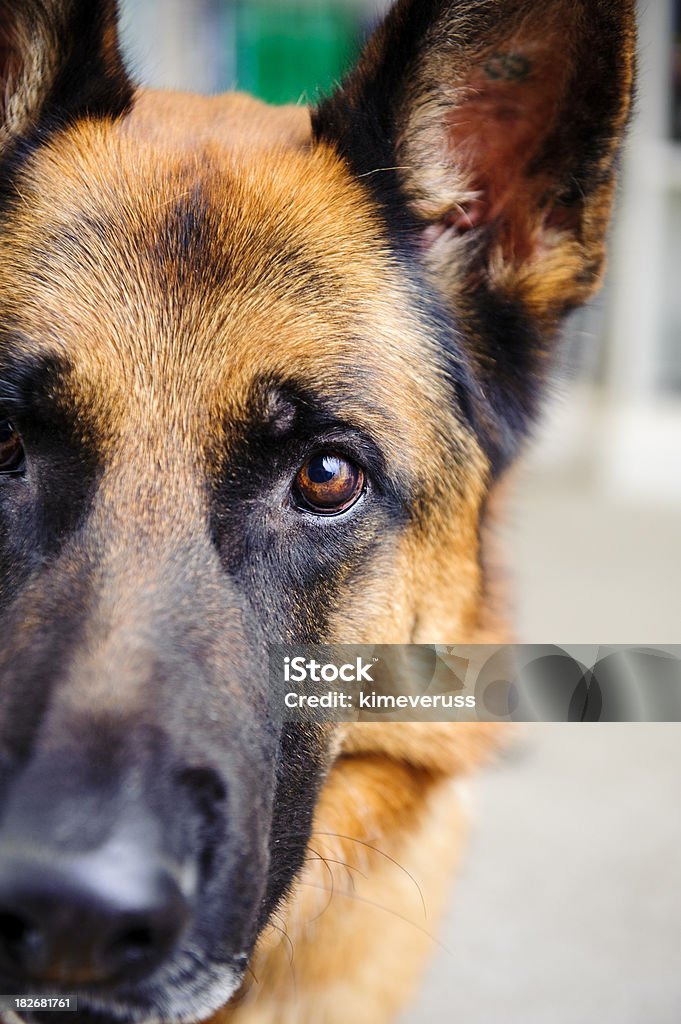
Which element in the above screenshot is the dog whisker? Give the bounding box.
[295,882,452,957]
[356,165,411,178]
[267,919,296,967]
[313,831,428,919]
[307,852,365,883]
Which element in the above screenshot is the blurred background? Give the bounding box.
[117,3,681,1022]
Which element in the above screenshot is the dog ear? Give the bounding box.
[314,1,636,462]
[0,0,132,157]
[314,0,636,321]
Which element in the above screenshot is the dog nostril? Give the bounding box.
[0,848,192,986]
[105,924,159,966]
[0,910,40,963]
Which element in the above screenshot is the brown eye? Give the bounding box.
[0,419,25,475]
[293,453,365,515]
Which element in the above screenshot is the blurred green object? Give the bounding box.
[233,0,364,105]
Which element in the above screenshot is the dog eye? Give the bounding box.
[0,420,25,475]
[293,453,365,515]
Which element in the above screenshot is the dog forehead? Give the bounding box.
[0,97,460,470]
[124,89,314,153]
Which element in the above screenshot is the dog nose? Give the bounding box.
[0,841,191,986]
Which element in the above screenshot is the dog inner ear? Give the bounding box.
[0,0,133,158]
[314,0,636,325]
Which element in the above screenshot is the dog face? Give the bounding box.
[0,1,634,1021]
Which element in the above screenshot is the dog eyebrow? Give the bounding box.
[0,345,74,417]
[0,376,21,407]
[262,388,298,437]
[250,379,376,448]
[233,378,415,511]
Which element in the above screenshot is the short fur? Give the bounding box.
[0,2,635,1023]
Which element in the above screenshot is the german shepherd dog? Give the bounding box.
[0,1,635,1022]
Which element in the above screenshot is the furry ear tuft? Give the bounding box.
[0,0,132,157]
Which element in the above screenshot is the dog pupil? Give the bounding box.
[308,455,340,484]
[0,421,14,445]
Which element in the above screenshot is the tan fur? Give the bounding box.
[0,89,500,1021]
[0,0,635,1014]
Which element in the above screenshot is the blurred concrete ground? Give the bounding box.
[402,725,681,1024]
[400,457,681,1024]
[502,459,681,645]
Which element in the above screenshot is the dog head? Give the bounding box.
[0,1,634,1021]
